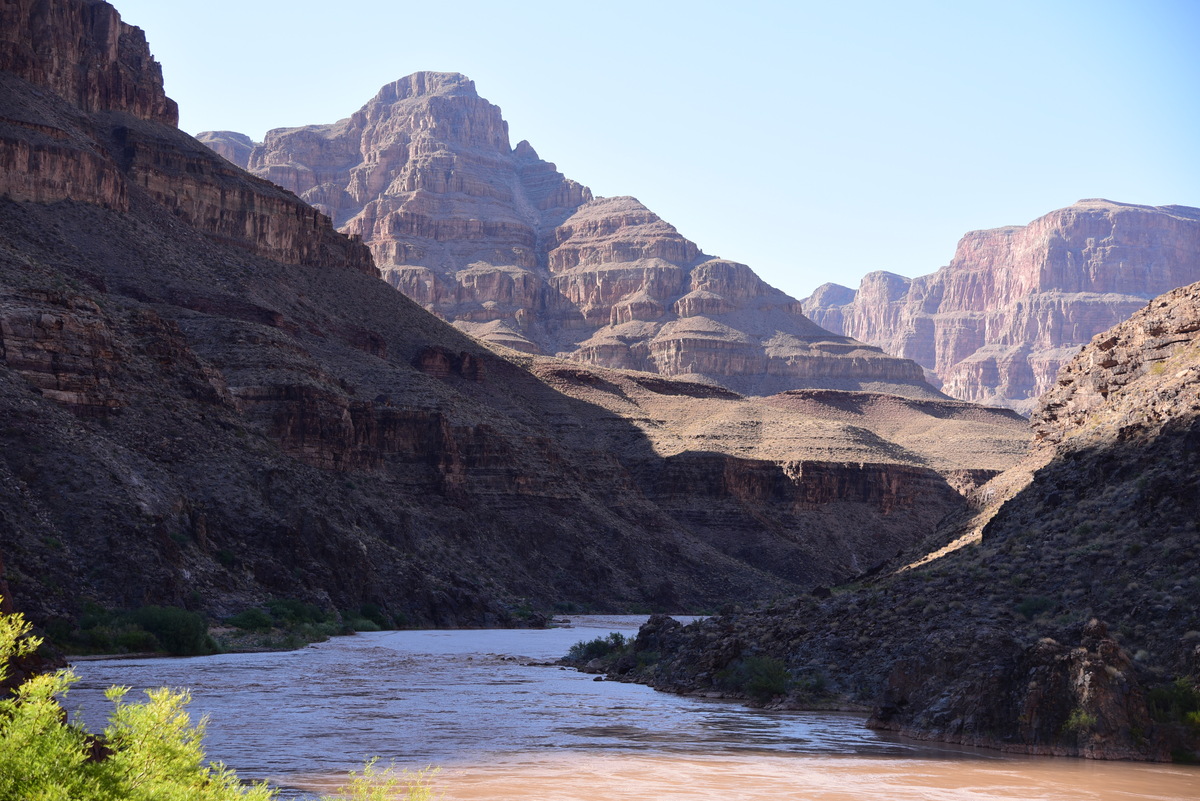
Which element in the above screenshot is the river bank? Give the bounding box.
[66,616,1200,800]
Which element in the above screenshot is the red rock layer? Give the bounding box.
[0,0,177,124]
[802,200,1200,411]
[207,75,937,398]
[0,0,373,275]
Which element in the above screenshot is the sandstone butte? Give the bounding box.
[613,279,1200,761]
[197,72,937,400]
[0,0,1029,631]
[802,200,1200,413]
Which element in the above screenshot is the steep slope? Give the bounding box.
[201,73,937,399]
[803,200,1200,412]
[613,281,1200,761]
[0,0,1028,632]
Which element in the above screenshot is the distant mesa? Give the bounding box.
[198,71,938,400]
[802,198,1200,413]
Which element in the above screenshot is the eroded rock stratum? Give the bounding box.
[803,199,1200,412]
[200,73,936,399]
[1,0,1029,628]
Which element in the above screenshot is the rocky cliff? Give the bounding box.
[202,74,937,399]
[611,280,1200,760]
[803,200,1200,412]
[0,0,1028,632]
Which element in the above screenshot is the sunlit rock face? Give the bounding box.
[206,73,939,399]
[803,200,1200,412]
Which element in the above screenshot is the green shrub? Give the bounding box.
[1015,596,1055,620]
[716,655,792,703]
[358,603,390,629]
[565,632,627,662]
[0,604,272,800]
[129,606,216,656]
[52,604,215,656]
[323,758,437,801]
[266,598,328,626]
[347,618,382,632]
[1148,677,1200,723]
[0,603,437,801]
[1063,707,1098,733]
[228,608,274,631]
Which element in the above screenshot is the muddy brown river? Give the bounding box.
[69,616,1200,800]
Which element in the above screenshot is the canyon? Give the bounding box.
[199,73,936,400]
[616,278,1200,760]
[803,200,1200,412]
[0,0,1027,635]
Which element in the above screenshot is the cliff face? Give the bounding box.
[0,0,177,124]
[803,200,1200,411]
[0,0,1028,630]
[615,280,1200,761]
[0,0,374,276]
[203,73,938,399]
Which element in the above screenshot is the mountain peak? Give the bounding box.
[372,71,477,104]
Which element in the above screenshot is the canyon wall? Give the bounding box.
[617,279,1200,760]
[0,0,1029,629]
[802,200,1200,411]
[202,73,937,399]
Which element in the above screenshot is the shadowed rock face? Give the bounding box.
[0,0,1029,629]
[803,200,1200,412]
[202,73,938,399]
[618,280,1200,761]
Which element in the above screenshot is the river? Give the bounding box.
[68,615,1199,800]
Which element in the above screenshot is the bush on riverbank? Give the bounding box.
[1,603,272,800]
[715,655,792,703]
[0,602,437,800]
[564,632,628,667]
[45,604,218,656]
[219,598,383,651]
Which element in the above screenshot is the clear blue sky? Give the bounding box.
[113,0,1200,301]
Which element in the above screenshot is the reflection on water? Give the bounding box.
[68,616,1200,800]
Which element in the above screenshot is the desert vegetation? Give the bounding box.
[0,603,434,799]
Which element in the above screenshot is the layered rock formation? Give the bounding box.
[201,74,937,399]
[803,200,1200,412]
[0,0,1029,632]
[613,281,1200,760]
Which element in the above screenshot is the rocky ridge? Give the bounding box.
[609,280,1200,761]
[202,74,937,399]
[803,200,1200,412]
[0,0,1029,632]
